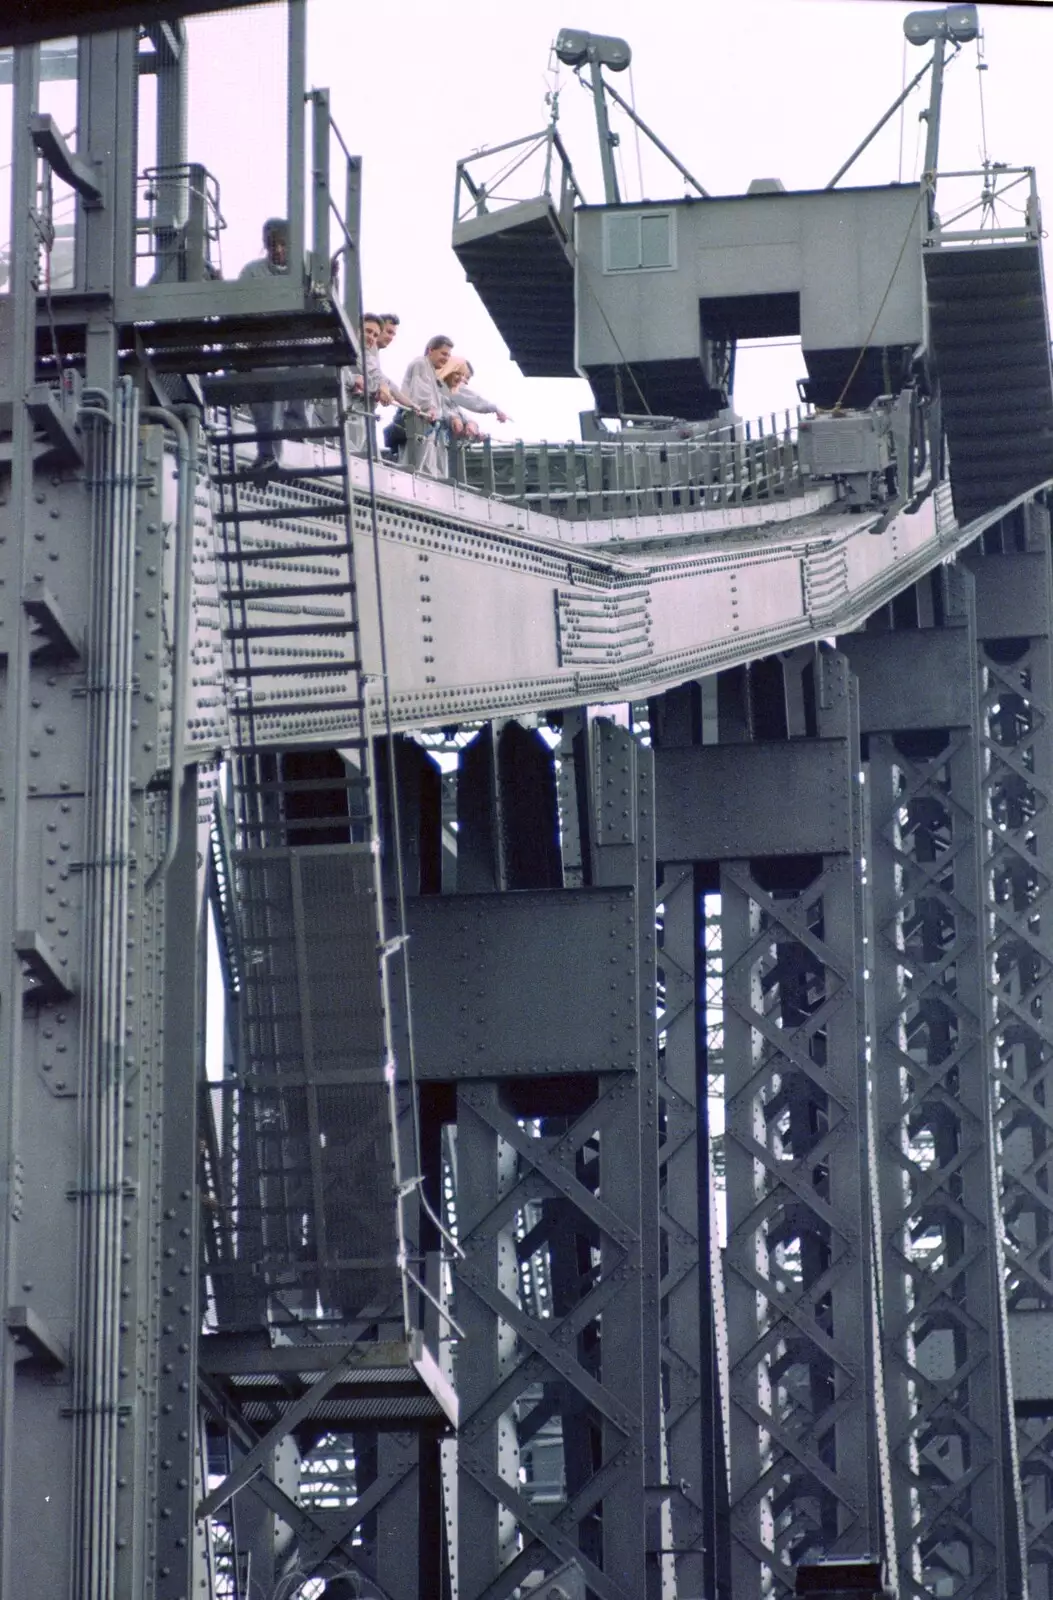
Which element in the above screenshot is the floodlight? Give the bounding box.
[555,27,632,72]
[903,4,979,45]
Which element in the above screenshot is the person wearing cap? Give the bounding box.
[238,218,308,471]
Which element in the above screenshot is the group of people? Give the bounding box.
[357,318,509,476]
[240,218,509,478]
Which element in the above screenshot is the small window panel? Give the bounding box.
[603,210,674,273]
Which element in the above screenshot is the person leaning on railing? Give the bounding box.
[396,335,453,476]
[347,313,419,457]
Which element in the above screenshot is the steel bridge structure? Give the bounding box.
[3,7,1053,1600]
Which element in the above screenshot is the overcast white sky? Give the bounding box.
[181,0,1053,436]
[5,1,1053,437]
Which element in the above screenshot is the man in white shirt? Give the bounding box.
[400,335,453,475]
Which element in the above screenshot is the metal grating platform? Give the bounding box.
[200,1333,456,1431]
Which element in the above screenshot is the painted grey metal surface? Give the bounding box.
[574,184,925,392]
[8,19,1053,1600]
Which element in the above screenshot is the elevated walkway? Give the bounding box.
[204,412,1046,744]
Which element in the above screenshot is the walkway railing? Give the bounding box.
[447,409,809,520]
[453,122,583,241]
[927,164,1041,247]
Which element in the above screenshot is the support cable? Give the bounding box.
[976,32,990,170]
[628,61,645,201]
[350,309,464,1332]
[358,350,424,1175]
[898,35,907,184]
[833,179,929,413]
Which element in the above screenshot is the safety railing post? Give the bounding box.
[343,153,362,320]
[537,441,551,516]
[310,89,331,294]
[184,161,208,282]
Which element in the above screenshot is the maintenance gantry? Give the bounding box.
[1,5,1052,1600]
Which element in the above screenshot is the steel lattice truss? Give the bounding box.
[454,1080,646,1600]
[722,847,885,1592]
[869,654,1025,1599]
[974,525,1053,1595]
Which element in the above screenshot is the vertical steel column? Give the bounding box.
[343,154,362,322]
[448,718,654,1600]
[590,723,659,1599]
[309,88,332,294]
[865,568,1026,1599]
[719,651,890,1595]
[75,27,138,369]
[0,42,42,1600]
[969,510,1053,1599]
[153,768,204,1600]
[286,0,306,285]
[656,860,719,1598]
[650,681,726,1597]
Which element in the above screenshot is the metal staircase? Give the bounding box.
[207,393,404,1344]
[925,235,1053,522]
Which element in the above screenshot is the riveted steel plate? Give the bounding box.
[969,550,1052,641]
[400,888,638,1077]
[655,738,852,860]
[1009,1311,1053,1404]
[841,627,973,731]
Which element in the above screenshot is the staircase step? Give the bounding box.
[225,621,356,641]
[217,502,348,525]
[228,661,358,678]
[213,464,347,487]
[210,423,342,446]
[244,777,370,796]
[223,581,356,602]
[217,542,352,563]
[231,737,369,757]
[239,697,366,715]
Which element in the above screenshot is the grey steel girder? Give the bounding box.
[208,438,1053,746]
[860,566,1027,1600]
